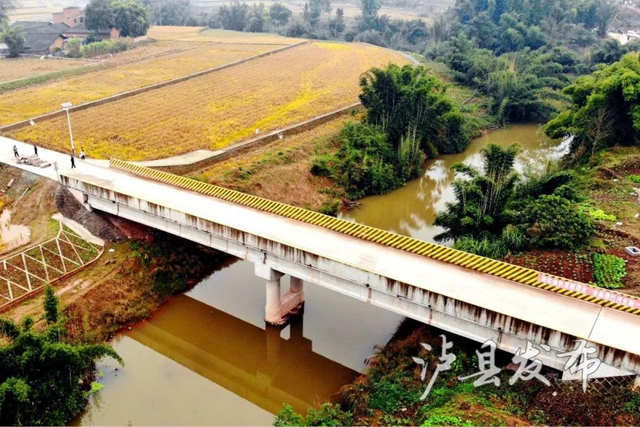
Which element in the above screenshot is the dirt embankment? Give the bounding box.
[0,165,224,342]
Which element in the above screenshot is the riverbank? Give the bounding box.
[0,167,223,342]
[276,319,639,426]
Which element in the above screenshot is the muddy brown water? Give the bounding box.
[0,209,30,252]
[72,125,567,426]
[340,124,570,242]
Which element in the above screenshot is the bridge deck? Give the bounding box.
[1,136,639,359]
[57,160,640,358]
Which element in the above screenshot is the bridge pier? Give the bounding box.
[256,263,305,325]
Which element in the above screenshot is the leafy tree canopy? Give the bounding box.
[545,52,640,160]
[0,286,121,425]
[86,0,149,36]
[434,143,592,257]
[0,22,24,58]
[360,63,474,156]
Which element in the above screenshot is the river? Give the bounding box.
[340,124,570,242]
[73,124,567,426]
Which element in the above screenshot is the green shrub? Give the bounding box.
[454,236,507,259]
[275,403,352,426]
[628,175,640,184]
[369,380,406,412]
[318,199,340,216]
[310,155,334,177]
[592,253,626,289]
[521,195,595,250]
[588,208,616,221]
[422,415,474,427]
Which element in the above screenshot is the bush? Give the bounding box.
[318,199,340,216]
[327,122,403,198]
[453,236,507,259]
[275,403,352,426]
[592,253,626,289]
[369,380,406,412]
[310,155,334,177]
[521,195,595,250]
[628,174,640,184]
[81,38,133,58]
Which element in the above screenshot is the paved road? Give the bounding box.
[0,136,109,181]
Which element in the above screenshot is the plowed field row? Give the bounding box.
[0,43,276,125]
[9,42,410,160]
[148,26,303,44]
[0,57,89,83]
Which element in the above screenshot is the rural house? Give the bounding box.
[10,21,69,55]
[52,6,85,28]
[62,25,120,41]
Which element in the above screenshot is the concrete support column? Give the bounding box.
[255,263,305,325]
[266,278,281,314]
[290,276,304,293]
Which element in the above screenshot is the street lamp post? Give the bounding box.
[61,102,75,156]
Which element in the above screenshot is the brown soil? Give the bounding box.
[192,115,352,210]
[0,164,59,246]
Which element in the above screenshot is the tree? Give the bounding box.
[43,285,58,324]
[329,7,345,37]
[149,0,191,26]
[0,0,15,21]
[268,2,292,26]
[245,3,264,32]
[0,23,24,57]
[545,52,640,160]
[85,0,115,31]
[520,194,594,249]
[359,64,473,156]
[434,143,520,242]
[218,1,249,31]
[0,290,121,425]
[305,0,331,27]
[361,0,381,30]
[112,0,150,37]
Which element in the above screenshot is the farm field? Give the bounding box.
[0,57,90,83]
[149,26,304,44]
[0,42,280,125]
[9,41,410,160]
[192,0,430,20]
[191,114,357,209]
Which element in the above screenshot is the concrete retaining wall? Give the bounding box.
[151,103,362,175]
[0,41,310,133]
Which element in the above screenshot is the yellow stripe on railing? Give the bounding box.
[108,158,640,316]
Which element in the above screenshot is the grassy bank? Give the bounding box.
[277,320,640,426]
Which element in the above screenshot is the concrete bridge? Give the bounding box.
[54,158,640,377]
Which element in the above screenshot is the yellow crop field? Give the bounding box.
[0,43,278,125]
[9,42,410,160]
[0,57,89,83]
[147,26,207,40]
[149,26,303,44]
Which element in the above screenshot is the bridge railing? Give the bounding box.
[108,158,640,317]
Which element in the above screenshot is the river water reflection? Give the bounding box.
[340,124,570,242]
[74,259,402,425]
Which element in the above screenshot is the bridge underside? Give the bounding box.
[63,179,640,376]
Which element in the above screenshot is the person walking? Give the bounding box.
[13,145,18,158]
[34,145,38,156]
[80,149,86,160]
[70,155,76,169]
